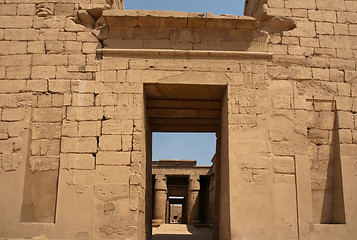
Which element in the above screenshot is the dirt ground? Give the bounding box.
[152,224,213,240]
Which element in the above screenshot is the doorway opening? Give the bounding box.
[144,83,230,239]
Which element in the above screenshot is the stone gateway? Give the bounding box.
[0,0,356,239]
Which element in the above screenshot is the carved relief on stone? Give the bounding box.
[36,3,53,17]
[72,0,124,30]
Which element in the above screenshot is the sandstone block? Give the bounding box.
[273,174,295,184]
[96,93,117,106]
[27,41,45,54]
[336,49,354,59]
[77,32,98,42]
[1,153,22,171]
[52,94,64,107]
[316,0,346,11]
[0,4,17,15]
[122,134,132,152]
[0,139,13,154]
[0,16,33,28]
[31,139,61,156]
[319,35,350,49]
[337,82,351,96]
[29,156,59,172]
[62,121,78,137]
[0,122,8,140]
[99,135,122,151]
[65,17,87,32]
[39,29,59,41]
[0,94,17,107]
[346,1,357,12]
[353,130,357,144]
[338,111,354,129]
[59,31,76,41]
[308,56,330,68]
[82,42,98,54]
[272,95,292,109]
[31,66,56,79]
[339,129,352,143]
[54,3,75,16]
[94,183,129,201]
[99,70,117,82]
[66,107,103,121]
[2,108,26,121]
[46,41,65,54]
[96,151,130,166]
[61,137,97,153]
[4,29,39,41]
[26,79,48,92]
[292,9,307,18]
[32,108,63,122]
[312,68,330,81]
[308,10,337,22]
[334,23,349,35]
[286,20,316,38]
[71,80,97,93]
[69,54,86,67]
[1,55,32,67]
[317,111,335,129]
[48,80,71,93]
[95,165,130,183]
[349,24,357,36]
[60,153,95,170]
[102,119,133,135]
[32,123,62,140]
[330,69,344,82]
[330,58,355,70]
[316,22,334,35]
[78,121,101,137]
[6,66,31,80]
[285,0,316,9]
[0,67,5,79]
[72,93,95,106]
[33,15,66,29]
[18,3,36,16]
[0,41,27,55]
[311,177,333,190]
[65,41,82,54]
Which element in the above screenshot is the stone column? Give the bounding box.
[187,175,200,224]
[152,175,167,227]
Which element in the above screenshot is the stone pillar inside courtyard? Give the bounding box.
[153,174,167,226]
[187,175,200,224]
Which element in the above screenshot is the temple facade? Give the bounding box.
[0,0,356,239]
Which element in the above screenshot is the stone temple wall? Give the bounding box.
[0,0,356,240]
[241,0,357,239]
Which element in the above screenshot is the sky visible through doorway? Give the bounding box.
[152,133,217,166]
[125,0,246,165]
[125,0,246,16]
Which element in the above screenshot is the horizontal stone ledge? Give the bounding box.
[103,10,258,29]
[97,48,273,60]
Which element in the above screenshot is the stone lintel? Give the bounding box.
[153,159,197,167]
[97,48,273,60]
[103,10,258,30]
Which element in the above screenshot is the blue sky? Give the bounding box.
[152,133,217,166]
[125,0,246,16]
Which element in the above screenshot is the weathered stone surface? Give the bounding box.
[96,151,130,166]
[0,1,356,240]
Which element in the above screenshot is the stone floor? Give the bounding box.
[152,224,213,240]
